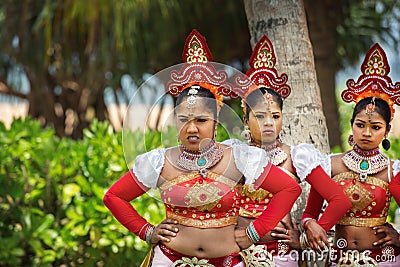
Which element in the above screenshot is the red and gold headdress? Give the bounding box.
[167,29,238,101]
[341,43,400,119]
[234,35,291,99]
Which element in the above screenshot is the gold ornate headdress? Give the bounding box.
[166,29,238,103]
[234,35,292,113]
[341,43,400,120]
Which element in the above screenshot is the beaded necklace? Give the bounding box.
[342,145,388,182]
[177,140,223,178]
[250,139,287,166]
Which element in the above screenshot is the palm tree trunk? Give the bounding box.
[304,0,342,149]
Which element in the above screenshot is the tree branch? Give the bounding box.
[0,82,28,100]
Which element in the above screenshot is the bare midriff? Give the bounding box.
[335,225,385,250]
[162,224,239,258]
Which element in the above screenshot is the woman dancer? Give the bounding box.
[103,30,301,267]
[299,43,400,266]
[231,35,351,266]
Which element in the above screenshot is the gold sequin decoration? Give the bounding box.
[240,169,298,205]
[343,181,372,212]
[185,181,222,211]
[159,171,237,191]
[333,172,389,190]
[337,216,386,227]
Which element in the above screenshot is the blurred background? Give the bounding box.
[1,1,400,266]
[2,1,400,144]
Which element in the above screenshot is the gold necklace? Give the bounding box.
[342,145,388,182]
[177,140,223,178]
[250,139,287,166]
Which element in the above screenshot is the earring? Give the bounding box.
[241,126,251,140]
[277,132,285,143]
[382,138,391,150]
[348,134,355,146]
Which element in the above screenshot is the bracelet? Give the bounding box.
[138,223,150,240]
[301,218,316,230]
[299,232,308,250]
[144,224,155,245]
[245,222,260,243]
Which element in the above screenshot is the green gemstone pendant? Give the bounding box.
[197,157,206,167]
[360,160,369,171]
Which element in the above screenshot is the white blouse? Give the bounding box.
[291,143,331,182]
[292,143,399,182]
[132,139,269,189]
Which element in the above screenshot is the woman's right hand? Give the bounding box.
[150,218,179,244]
[271,219,300,249]
[303,220,329,253]
[234,228,253,250]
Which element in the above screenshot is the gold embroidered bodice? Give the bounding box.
[333,171,391,227]
[159,171,239,228]
[239,167,299,218]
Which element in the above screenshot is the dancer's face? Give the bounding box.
[352,109,387,150]
[245,98,282,145]
[175,97,216,151]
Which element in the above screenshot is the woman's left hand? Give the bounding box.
[234,228,253,250]
[373,223,400,248]
[271,219,300,249]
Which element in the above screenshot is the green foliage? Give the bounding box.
[336,0,400,67]
[0,117,164,266]
[381,138,400,222]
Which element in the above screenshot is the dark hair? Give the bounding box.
[245,87,283,119]
[175,85,218,119]
[350,97,391,128]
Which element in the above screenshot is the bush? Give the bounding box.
[0,117,165,266]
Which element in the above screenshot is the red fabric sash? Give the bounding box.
[158,243,242,267]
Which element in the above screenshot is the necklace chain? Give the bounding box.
[250,139,287,166]
[342,145,388,182]
[177,140,223,178]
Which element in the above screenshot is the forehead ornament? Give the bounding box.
[365,96,376,119]
[263,92,274,112]
[186,85,199,115]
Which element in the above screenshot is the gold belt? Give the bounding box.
[337,216,386,227]
[167,212,237,228]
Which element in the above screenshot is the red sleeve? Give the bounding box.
[389,172,400,205]
[103,170,151,240]
[304,166,351,231]
[251,163,302,238]
[301,186,324,222]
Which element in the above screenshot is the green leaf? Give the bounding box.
[10,248,25,257]
[91,183,105,199]
[34,214,55,234]
[28,239,43,254]
[62,183,81,204]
